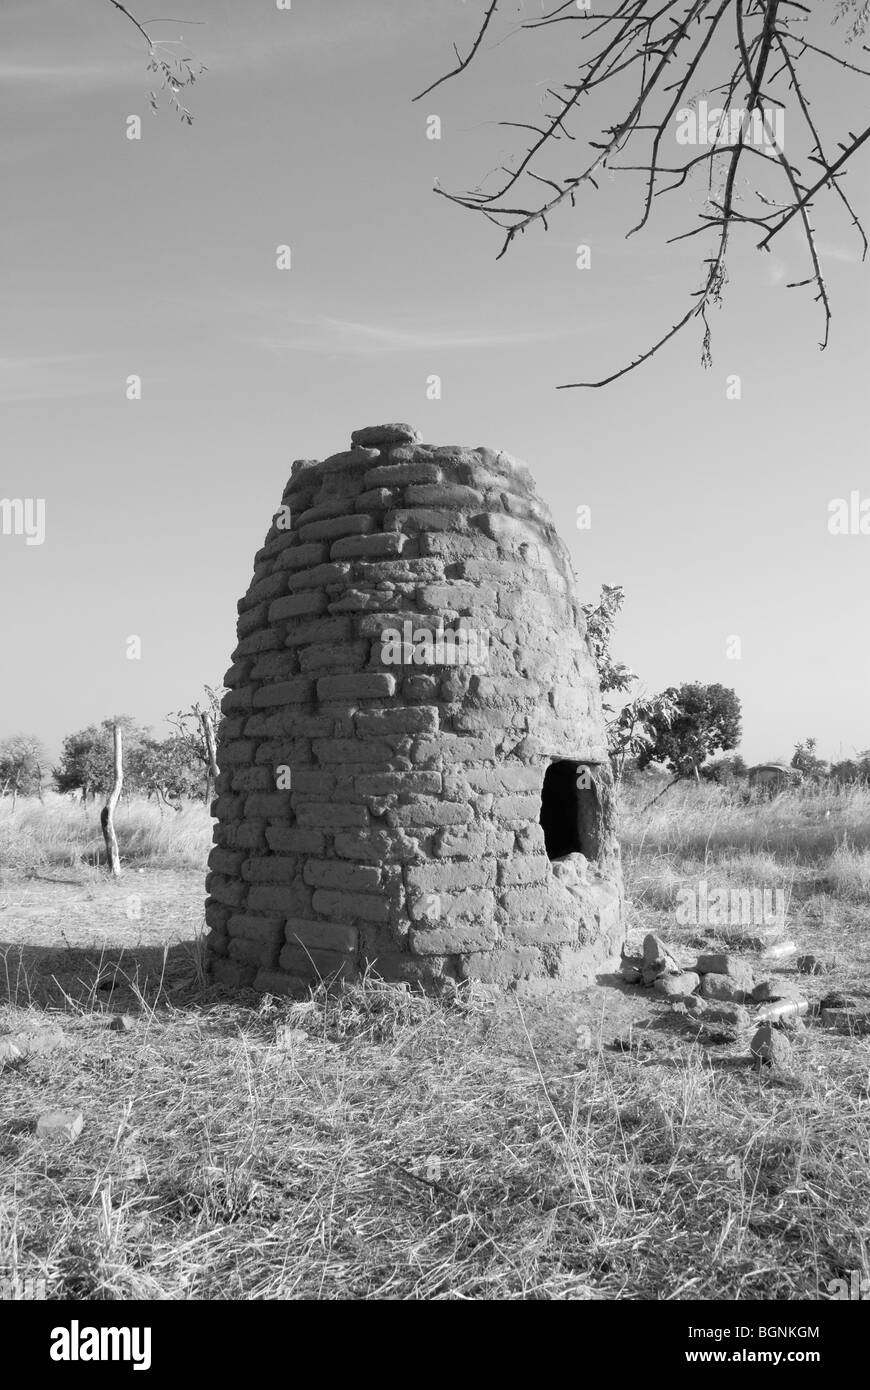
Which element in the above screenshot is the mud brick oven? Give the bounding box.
[205,423,625,994]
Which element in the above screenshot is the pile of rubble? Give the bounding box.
[620,933,868,1068]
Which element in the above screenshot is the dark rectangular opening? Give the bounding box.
[540,759,605,863]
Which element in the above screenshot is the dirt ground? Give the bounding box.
[2,865,865,1066]
[0,869,206,1010]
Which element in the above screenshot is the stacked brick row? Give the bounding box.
[205,423,624,994]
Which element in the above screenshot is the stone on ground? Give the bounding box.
[36,1110,84,1142]
[750,1023,793,1069]
[0,1027,66,1068]
[751,978,805,1003]
[641,933,680,985]
[653,970,700,999]
[700,971,753,1004]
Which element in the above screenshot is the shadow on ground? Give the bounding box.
[0,938,205,1011]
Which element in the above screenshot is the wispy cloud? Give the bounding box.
[816,241,865,265]
[0,62,121,84]
[250,311,592,359]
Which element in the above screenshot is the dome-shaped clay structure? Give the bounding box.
[206,424,624,994]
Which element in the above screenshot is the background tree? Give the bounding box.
[54,716,149,801]
[791,735,828,780]
[167,685,226,804]
[637,680,742,799]
[419,1,870,387]
[582,583,678,781]
[700,752,749,783]
[0,735,47,811]
[829,750,870,785]
[126,735,202,807]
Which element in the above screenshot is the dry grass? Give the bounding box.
[2,974,868,1301]
[0,793,212,874]
[0,782,868,1301]
[620,780,870,860]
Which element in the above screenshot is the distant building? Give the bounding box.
[748,763,803,793]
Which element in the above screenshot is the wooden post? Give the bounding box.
[101,724,123,878]
[200,711,219,804]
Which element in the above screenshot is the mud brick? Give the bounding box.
[498,857,550,886]
[317,673,396,700]
[205,873,248,908]
[295,803,369,828]
[227,913,285,944]
[223,659,253,687]
[299,641,370,674]
[331,533,407,560]
[409,919,499,955]
[278,943,359,980]
[236,603,269,638]
[230,768,275,792]
[405,484,484,509]
[247,884,311,914]
[303,860,382,892]
[492,794,541,822]
[311,889,392,923]
[242,857,301,884]
[266,826,325,854]
[233,630,282,657]
[206,847,246,876]
[417,583,493,612]
[284,617,353,648]
[363,461,443,486]
[285,562,350,592]
[275,542,329,570]
[355,488,396,510]
[243,791,293,817]
[298,513,374,543]
[228,937,280,967]
[250,653,300,681]
[240,572,288,609]
[355,706,438,736]
[334,829,420,861]
[204,899,232,931]
[405,861,497,893]
[393,800,472,827]
[252,678,314,708]
[221,687,256,713]
[461,949,539,982]
[354,771,442,795]
[269,592,328,623]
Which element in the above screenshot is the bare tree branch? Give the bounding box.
[419,0,870,386]
[412,0,501,102]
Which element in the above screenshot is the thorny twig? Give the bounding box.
[419,1,870,387]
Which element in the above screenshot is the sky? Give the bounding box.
[1,0,868,767]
